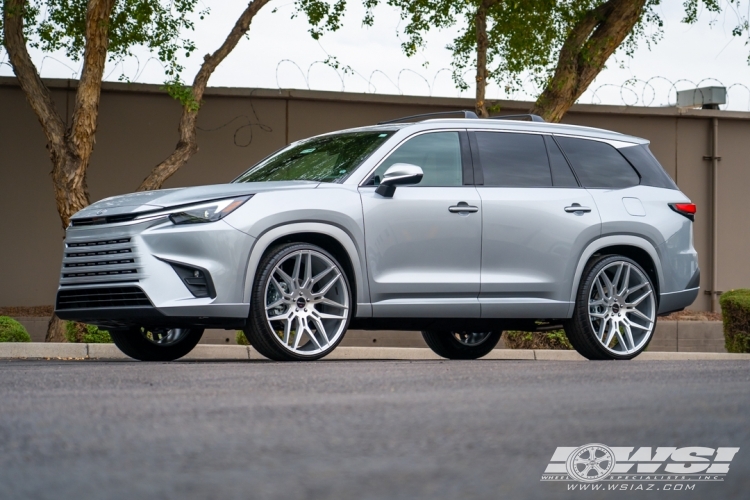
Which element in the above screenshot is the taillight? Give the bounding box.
[669,203,696,221]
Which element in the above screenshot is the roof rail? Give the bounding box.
[378,109,479,125]
[490,114,545,122]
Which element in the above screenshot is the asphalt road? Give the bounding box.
[0,359,748,500]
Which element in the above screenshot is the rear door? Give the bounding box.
[472,131,601,318]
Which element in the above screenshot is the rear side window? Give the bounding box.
[556,136,640,189]
[544,136,579,187]
[475,132,552,187]
[619,144,678,190]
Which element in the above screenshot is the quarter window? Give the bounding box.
[556,137,640,189]
[368,132,463,186]
[475,132,552,187]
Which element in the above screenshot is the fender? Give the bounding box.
[566,235,665,318]
[241,222,371,317]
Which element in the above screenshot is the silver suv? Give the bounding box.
[55,111,699,362]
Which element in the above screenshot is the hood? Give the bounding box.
[72,181,319,220]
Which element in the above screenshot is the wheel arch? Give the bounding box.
[567,236,664,318]
[242,222,369,317]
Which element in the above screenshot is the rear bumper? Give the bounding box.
[658,287,700,315]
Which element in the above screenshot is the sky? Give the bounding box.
[2,0,749,110]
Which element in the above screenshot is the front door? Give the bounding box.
[471,131,602,318]
[360,131,482,318]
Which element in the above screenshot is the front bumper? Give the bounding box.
[54,216,254,329]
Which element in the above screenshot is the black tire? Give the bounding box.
[245,242,352,361]
[421,330,502,360]
[110,327,204,361]
[564,255,657,360]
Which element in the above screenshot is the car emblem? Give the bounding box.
[96,209,107,215]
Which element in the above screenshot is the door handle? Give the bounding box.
[449,202,479,214]
[564,203,592,213]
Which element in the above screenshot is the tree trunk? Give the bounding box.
[474,0,490,118]
[4,0,116,341]
[45,315,67,343]
[529,0,647,122]
[137,0,271,192]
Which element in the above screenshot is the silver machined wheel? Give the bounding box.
[144,328,191,346]
[588,261,656,355]
[264,249,349,356]
[452,331,493,346]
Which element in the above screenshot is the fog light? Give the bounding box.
[167,262,216,298]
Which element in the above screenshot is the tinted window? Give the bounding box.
[619,144,678,190]
[476,132,552,187]
[369,132,462,187]
[556,137,640,189]
[235,131,393,183]
[544,135,579,187]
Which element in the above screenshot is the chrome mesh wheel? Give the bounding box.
[143,328,191,346]
[588,260,656,355]
[264,249,349,356]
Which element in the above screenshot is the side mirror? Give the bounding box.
[375,163,424,198]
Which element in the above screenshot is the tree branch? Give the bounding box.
[3,0,66,157]
[530,0,647,122]
[137,0,271,192]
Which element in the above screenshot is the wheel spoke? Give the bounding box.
[595,277,607,300]
[282,318,292,345]
[614,330,628,352]
[311,265,335,285]
[275,268,294,289]
[314,311,346,320]
[315,297,348,309]
[604,320,617,347]
[293,317,305,350]
[623,323,635,352]
[597,317,609,341]
[619,264,631,295]
[309,314,330,344]
[629,308,654,324]
[627,289,653,307]
[612,263,624,296]
[315,272,341,297]
[266,298,286,310]
[600,272,614,296]
[623,317,650,331]
[625,281,648,297]
[291,253,302,285]
[590,311,607,319]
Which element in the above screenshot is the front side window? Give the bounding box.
[367,132,463,187]
[556,136,640,189]
[234,131,393,184]
[475,132,552,187]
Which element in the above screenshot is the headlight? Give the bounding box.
[135,196,252,225]
[168,196,252,225]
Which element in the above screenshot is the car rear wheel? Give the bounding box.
[245,243,352,361]
[421,330,502,359]
[110,327,204,361]
[565,255,657,360]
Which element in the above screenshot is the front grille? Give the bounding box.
[70,214,139,227]
[61,237,141,285]
[56,286,152,310]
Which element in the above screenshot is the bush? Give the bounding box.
[0,316,32,343]
[64,321,112,343]
[720,289,750,353]
[236,330,250,346]
[504,329,573,350]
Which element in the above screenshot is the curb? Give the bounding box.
[1,343,749,361]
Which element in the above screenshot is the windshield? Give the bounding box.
[234,131,394,184]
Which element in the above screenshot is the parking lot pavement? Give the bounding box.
[0,359,748,499]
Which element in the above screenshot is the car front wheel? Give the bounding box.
[110,327,204,361]
[565,255,657,360]
[245,243,352,361]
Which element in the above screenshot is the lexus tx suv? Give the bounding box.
[55,111,700,362]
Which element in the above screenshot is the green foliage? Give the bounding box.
[64,321,112,343]
[163,77,200,111]
[0,316,32,343]
[720,289,750,353]
[2,1,210,83]
[504,328,573,350]
[236,330,250,346]
[294,0,348,39]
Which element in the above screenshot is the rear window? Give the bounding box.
[556,137,640,189]
[619,144,678,190]
[475,132,552,187]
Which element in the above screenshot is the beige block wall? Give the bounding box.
[1,78,749,310]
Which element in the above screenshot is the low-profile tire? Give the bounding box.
[110,327,204,361]
[421,330,502,360]
[245,242,352,361]
[565,255,658,360]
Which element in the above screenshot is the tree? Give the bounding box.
[370,0,747,122]
[136,0,271,191]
